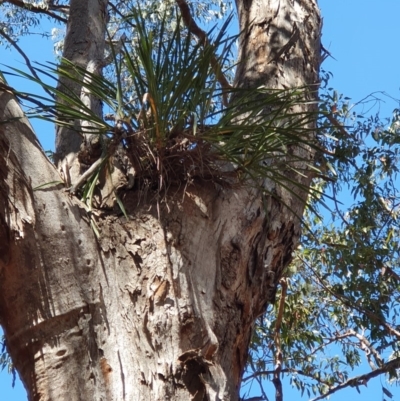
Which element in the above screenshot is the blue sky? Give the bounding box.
[320,0,400,119]
[1,1,400,400]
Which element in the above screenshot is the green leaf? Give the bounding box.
[382,386,393,399]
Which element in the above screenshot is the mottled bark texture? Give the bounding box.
[0,0,321,400]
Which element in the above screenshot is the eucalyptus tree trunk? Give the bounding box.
[55,0,109,185]
[0,1,321,400]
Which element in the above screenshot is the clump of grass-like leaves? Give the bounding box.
[2,7,320,208]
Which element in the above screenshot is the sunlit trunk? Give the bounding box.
[55,0,109,186]
[0,0,321,399]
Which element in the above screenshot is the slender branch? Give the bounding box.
[304,257,400,340]
[68,155,103,193]
[272,278,287,401]
[347,329,383,369]
[314,329,384,370]
[0,28,55,99]
[383,265,400,281]
[3,0,68,23]
[103,33,127,67]
[175,0,232,105]
[109,1,136,28]
[244,368,334,388]
[68,126,126,193]
[255,374,270,401]
[324,111,350,138]
[309,357,400,401]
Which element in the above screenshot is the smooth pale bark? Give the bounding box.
[55,0,109,185]
[0,1,321,400]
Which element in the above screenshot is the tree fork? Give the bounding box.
[0,0,321,400]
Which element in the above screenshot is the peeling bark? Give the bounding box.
[0,0,321,400]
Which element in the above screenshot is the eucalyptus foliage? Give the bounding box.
[242,74,400,401]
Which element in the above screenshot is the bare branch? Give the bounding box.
[68,155,103,194]
[346,329,383,369]
[3,0,68,23]
[175,0,232,106]
[244,368,334,388]
[316,329,384,370]
[309,357,400,401]
[324,111,350,138]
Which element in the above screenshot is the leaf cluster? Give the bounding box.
[3,6,320,210]
[243,78,400,401]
